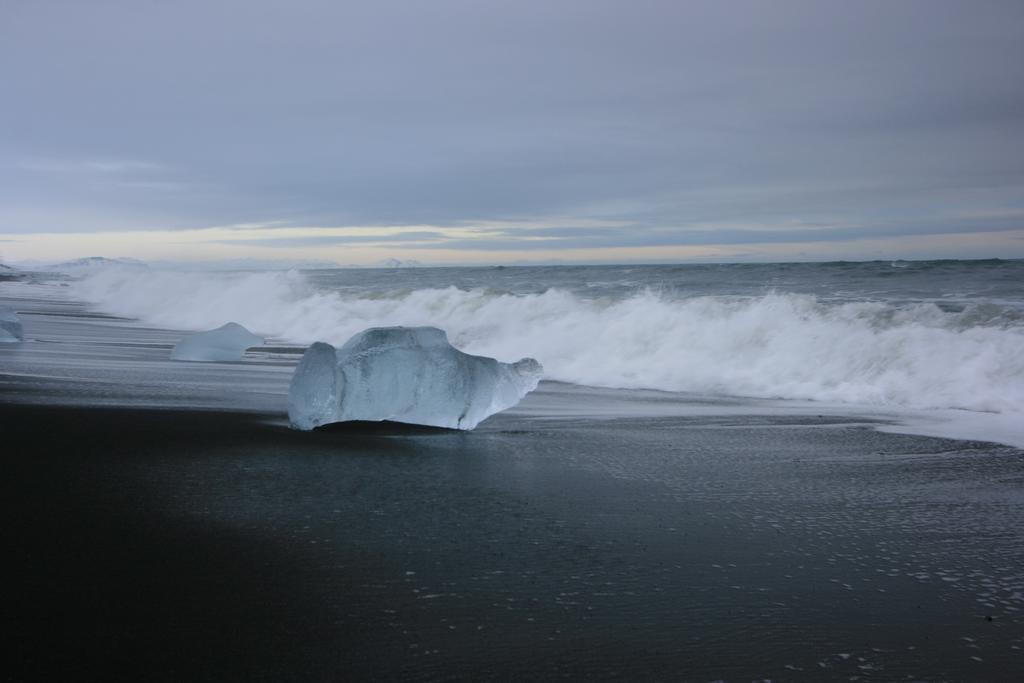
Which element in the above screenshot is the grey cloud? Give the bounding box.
[1,0,1022,254]
[218,231,447,247]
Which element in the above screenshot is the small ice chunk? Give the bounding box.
[0,307,23,343]
[288,326,543,430]
[170,322,263,361]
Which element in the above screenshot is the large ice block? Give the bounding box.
[0,307,23,343]
[170,322,263,361]
[288,326,543,430]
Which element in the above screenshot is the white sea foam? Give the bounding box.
[68,267,1024,419]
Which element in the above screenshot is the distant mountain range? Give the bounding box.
[48,256,148,270]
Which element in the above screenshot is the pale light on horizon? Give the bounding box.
[3,225,1022,268]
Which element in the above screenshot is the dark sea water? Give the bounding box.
[308,258,1024,305]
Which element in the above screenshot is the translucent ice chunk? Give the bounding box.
[170,322,263,361]
[0,307,23,343]
[288,326,543,430]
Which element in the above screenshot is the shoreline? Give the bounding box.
[6,279,1023,449]
[3,287,1024,680]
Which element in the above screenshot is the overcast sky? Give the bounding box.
[2,0,1023,264]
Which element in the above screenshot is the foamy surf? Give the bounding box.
[66,265,1024,426]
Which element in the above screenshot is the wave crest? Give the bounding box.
[69,267,1024,414]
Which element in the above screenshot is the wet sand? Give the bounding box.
[3,289,1024,680]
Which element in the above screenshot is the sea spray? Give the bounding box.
[68,264,1024,415]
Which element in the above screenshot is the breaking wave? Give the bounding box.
[69,266,1024,414]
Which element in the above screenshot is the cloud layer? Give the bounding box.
[2,0,1023,261]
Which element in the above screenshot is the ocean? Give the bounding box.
[59,258,1024,444]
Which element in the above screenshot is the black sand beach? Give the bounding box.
[4,291,1024,681]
